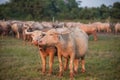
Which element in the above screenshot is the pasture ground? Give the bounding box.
[0,33,120,80]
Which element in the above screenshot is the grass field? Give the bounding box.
[0,33,120,80]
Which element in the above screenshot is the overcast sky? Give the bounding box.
[0,0,120,7]
[0,0,9,4]
[77,0,120,7]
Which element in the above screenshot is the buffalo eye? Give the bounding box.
[42,34,46,36]
[50,33,54,36]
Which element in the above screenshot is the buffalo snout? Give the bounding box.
[32,40,38,46]
[38,39,46,45]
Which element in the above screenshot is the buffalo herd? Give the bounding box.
[0,20,120,79]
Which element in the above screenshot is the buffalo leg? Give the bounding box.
[73,59,79,74]
[64,58,69,71]
[69,54,74,79]
[17,32,20,39]
[81,57,85,73]
[58,53,63,77]
[39,52,46,74]
[93,31,97,41]
[48,52,54,75]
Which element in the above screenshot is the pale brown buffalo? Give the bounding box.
[93,22,111,33]
[0,21,11,36]
[10,21,24,39]
[39,27,88,79]
[41,21,53,28]
[115,23,120,34]
[24,21,35,27]
[79,23,98,41]
[31,30,57,75]
[22,24,33,44]
[65,22,98,41]
[31,22,44,30]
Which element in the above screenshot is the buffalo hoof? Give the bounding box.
[48,71,52,76]
[70,72,74,80]
[81,69,86,73]
[57,72,63,78]
[74,70,78,75]
[41,71,46,75]
[64,67,68,71]
[94,39,97,41]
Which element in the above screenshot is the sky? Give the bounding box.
[76,0,120,7]
[0,0,120,7]
[0,0,9,4]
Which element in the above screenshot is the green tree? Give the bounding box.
[99,4,110,19]
[111,2,120,19]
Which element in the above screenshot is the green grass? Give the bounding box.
[0,34,120,80]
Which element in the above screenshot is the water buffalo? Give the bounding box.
[10,21,24,39]
[41,21,53,28]
[79,23,98,41]
[24,21,35,27]
[39,27,88,79]
[31,22,44,30]
[31,30,57,75]
[22,24,33,44]
[0,21,11,36]
[53,21,65,28]
[93,22,111,33]
[115,23,120,34]
[65,22,98,41]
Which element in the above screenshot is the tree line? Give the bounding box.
[0,0,120,22]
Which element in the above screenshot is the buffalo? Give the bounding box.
[0,20,11,36]
[10,21,24,39]
[39,27,88,79]
[115,23,120,34]
[31,30,57,75]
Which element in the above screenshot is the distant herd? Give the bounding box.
[0,20,120,40]
[0,20,120,79]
